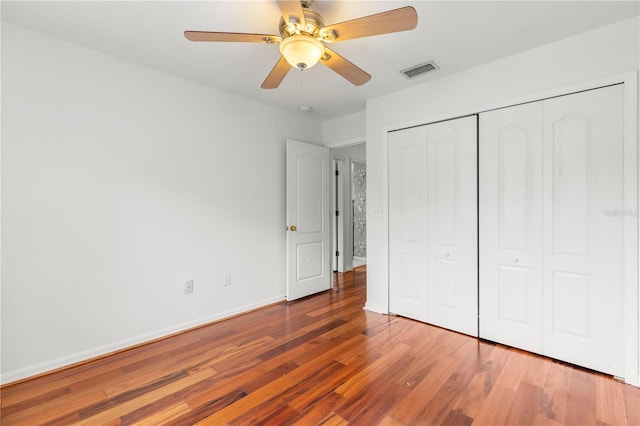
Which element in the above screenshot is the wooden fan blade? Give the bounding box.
[277,0,306,28]
[261,56,292,89]
[184,31,281,44]
[322,6,417,42]
[320,48,371,86]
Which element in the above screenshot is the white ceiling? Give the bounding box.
[2,1,638,121]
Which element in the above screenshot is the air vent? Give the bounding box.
[401,61,439,79]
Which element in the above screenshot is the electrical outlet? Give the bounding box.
[185,280,194,294]
[224,273,231,286]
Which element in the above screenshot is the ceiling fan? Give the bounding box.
[184,0,418,89]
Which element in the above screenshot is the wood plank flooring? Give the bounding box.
[2,266,638,425]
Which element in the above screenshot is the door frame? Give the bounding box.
[380,70,638,386]
[351,158,367,268]
[332,157,345,272]
[328,137,366,275]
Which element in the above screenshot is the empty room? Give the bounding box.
[2,1,639,424]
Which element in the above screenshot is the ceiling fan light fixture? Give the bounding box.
[279,34,324,69]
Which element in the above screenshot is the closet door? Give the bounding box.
[389,126,429,323]
[479,103,543,353]
[389,116,478,336]
[542,85,625,377]
[426,116,478,336]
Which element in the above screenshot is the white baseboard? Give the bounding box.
[353,258,367,268]
[0,294,286,385]
[363,302,388,315]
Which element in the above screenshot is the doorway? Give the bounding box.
[331,144,366,273]
[351,160,367,268]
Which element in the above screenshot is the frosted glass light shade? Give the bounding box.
[279,35,324,69]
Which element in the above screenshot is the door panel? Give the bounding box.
[552,114,591,257]
[500,127,530,251]
[542,86,625,376]
[550,271,591,338]
[433,137,458,246]
[297,155,324,234]
[479,102,543,354]
[434,259,458,309]
[427,117,478,336]
[286,140,331,301]
[389,126,429,323]
[499,265,531,324]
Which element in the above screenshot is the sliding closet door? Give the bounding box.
[389,116,478,336]
[479,103,543,354]
[389,126,429,323]
[542,85,625,377]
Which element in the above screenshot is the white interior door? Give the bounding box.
[542,85,626,377]
[389,126,429,323]
[479,102,544,354]
[426,117,478,335]
[389,116,478,336]
[286,140,331,301]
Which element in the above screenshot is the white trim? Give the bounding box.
[0,295,286,385]
[383,70,639,386]
[363,302,388,315]
[385,72,637,133]
[623,71,640,387]
[353,258,366,268]
[325,136,365,149]
[333,157,346,273]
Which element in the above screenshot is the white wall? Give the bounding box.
[365,16,639,314]
[0,22,322,383]
[332,144,365,163]
[323,111,365,146]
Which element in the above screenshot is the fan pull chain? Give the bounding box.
[298,69,312,113]
[299,68,305,99]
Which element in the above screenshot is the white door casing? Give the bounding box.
[479,102,544,354]
[332,158,345,272]
[286,140,331,301]
[389,116,478,336]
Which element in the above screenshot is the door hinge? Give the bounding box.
[335,170,339,176]
[336,251,340,257]
[336,210,339,216]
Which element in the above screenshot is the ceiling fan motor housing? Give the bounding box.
[279,7,324,38]
[278,6,327,69]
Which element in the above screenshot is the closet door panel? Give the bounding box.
[427,116,478,336]
[479,102,543,353]
[389,126,429,323]
[542,85,625,377]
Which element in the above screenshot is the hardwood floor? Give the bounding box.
[2,266,638,425]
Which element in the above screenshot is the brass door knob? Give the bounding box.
[290,225,297,231]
